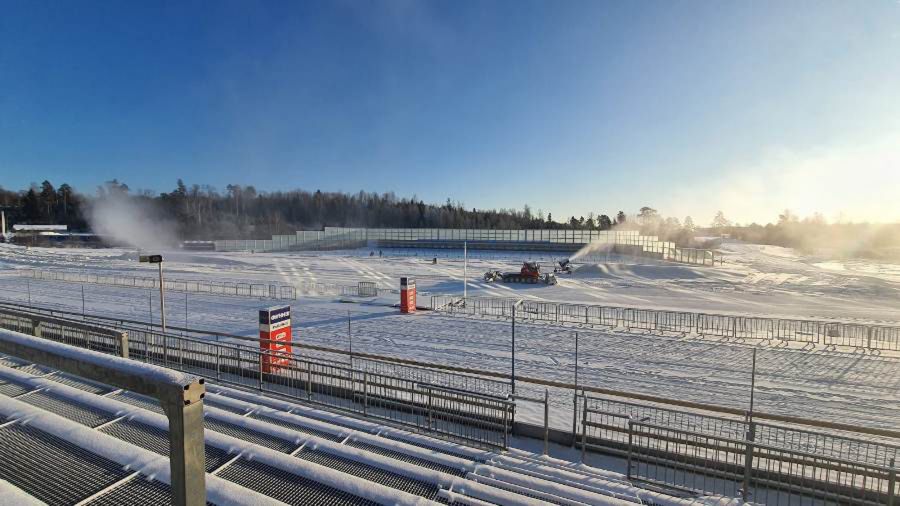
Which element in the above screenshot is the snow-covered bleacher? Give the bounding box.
[0,333,701,505]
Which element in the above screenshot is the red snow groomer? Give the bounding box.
[484,261,558,285]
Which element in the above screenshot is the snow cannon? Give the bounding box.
[555,258,573,274]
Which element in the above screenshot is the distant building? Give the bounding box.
[12,224,68,232]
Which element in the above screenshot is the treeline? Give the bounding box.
[5,180,895,259]
[0,180,638,240]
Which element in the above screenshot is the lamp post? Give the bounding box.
[463,241,468,301]
[140,254,166,333]
[511,299,524,394]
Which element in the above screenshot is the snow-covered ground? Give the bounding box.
[0,242,898,433]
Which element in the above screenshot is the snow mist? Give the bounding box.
[570,239,613,261]
[88,193,178,250]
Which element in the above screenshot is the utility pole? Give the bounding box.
[140,255,166,333]
[348,309,353,366]
[511,300,523,394]
[749,348,757,422]
[463,241,468,301]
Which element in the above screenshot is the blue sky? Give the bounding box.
[1,0,899,224]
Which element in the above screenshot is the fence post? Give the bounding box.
[580,394,587,463]
[427,387,433,431]
[31,319,42,339]
[258,353,264,391]
[888,457,896,506]
[215,345,220,381]
[118,331,129,360]
[626,420,633,480]
[543,388,549,456]
[503,401,510,449]
[572,332,579,446]
[742,420,756,502]
[306,362,312,400]
[363,372,368,416]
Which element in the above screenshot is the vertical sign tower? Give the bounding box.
[259,305,293,373]
[400,277,416,313]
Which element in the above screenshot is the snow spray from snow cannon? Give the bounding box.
[259,305,293,373]
[400,277,416,313]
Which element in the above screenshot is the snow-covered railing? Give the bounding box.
[0,305,130,358]
[0,328,207,506]
[578,392,900,503]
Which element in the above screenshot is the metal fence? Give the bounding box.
[27,269,405,300]
[123,327,514,449]
[431,295,900,353]
[0,302,515,450]
[214,227,720,266]
[578,393,900,505]
[0,306,129,358]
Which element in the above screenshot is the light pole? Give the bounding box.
[140,254,166,333]
[463,241,468,301]
[511,299,524,394]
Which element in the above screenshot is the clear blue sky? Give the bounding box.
[2,0,899,224]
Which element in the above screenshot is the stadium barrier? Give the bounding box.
[430,295,900,353]
[0,315,207,506]
[5,298,899,504]
[578,393,899,505]
[1,302,514,450]
[26,268,405,302]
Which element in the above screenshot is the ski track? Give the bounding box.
[2,243,900,432]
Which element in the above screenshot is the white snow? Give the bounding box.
[1,242,898,436]
[0,480,48,506]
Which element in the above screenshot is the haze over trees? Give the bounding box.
[1,180,643,240]
[1,180,897,259]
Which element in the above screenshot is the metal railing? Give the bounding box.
[0,319,206,506]
[431,295,900,353]
[27,268,405,300]
[120,326,514,449]
[1,300,515,450]
[0,306,129,358]
[578,393,900,504]
[8,298,900,505]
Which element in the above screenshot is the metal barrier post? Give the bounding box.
[363,372,368,416]
[427,386,433,431]
[626,420,633,480]
[889,457,896,506]
[161,384,206,506]
[215,346,220,381]
[258,352,263,390]
[742,420,756,502]
[543,388,549,456]
[580,394,587,463]
[572,332,579,444]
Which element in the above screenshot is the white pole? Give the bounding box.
[464,241,468,300]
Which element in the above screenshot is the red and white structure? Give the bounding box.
[259,305,293,373]
[400,277,416,313]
